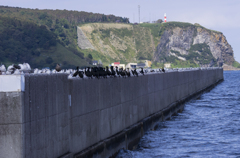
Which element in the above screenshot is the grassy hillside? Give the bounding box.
[0,6,235,68]
[79,22,223,67]
[79,23,156,66]
[0,6,129,68]
[0,15,89,68]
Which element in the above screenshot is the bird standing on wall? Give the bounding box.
[0,64,6,75]
[162,67,165,73]
[92,67,100,79]
[7,64,20,74]
[85,67,93,78]
[73,67,79,77]
[110,66,116,77]
[55,64,61,72]
[126,68,131,77]
[78,70,84,78]
[140,68,144,75]
[0,64,6,72]
[132,68,138,77]
[119,68,126,78]
[106,66,111,77]
[115,66,120,77]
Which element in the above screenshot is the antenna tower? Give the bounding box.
[138,5,140,23]
[133,13,135,23]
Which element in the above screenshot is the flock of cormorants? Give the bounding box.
[70,66,165,79]
[0,63,166,79]
[0,63,219,79]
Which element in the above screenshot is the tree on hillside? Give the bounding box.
[156,19,163,23]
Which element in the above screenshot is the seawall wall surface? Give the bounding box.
[0,68,223,158]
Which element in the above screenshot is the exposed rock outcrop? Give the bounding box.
[77,27,95,49]
[154,23,234,66]
[78,22,235,67]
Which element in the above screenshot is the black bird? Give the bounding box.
[55,64,61,72]
[131,69,135,76]
[106,66,112,76]
[110,66,116,77]
[133,68,138,77]
[140,68,144,75]
[99,67,107,78]
[116,66,120,77]
[73,67,84,78]
[119,68,126,78]
[162,67,165,73]
[126,68,131,77]
[85,67,92,78]
[78,71,84,78]
[13,64,21,69]
[92,67,100,79]
[73,67,79,77]
[98,67,105,78]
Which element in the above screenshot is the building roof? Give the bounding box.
[114,62,120,65]
[127,63,137,65]
[137,63,145,67]
[92,60,98,64]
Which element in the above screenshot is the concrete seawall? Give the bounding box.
[0,68,223,158]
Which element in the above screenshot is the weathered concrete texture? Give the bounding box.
[0,92,24,158]
[22,73,70,158]
[0,69,223,158]
[69,68,223,157]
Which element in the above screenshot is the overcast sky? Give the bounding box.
[2,0,240,62]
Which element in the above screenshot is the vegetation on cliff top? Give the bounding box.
[0,6,234,68]
[0,16,90,68]
[0,6,129,68]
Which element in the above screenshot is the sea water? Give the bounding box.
[117,71,240,158]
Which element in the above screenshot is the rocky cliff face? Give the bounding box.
[78,22,235,67]
[154,23,234,66]
[193,27,234,65]
[78,23,154,64]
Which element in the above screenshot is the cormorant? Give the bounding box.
[110,66,116,77]
[73,67,79,77]
[106,66,112,77]
[126,68,131,77]
[119,68,126,77]
[85,67,92,78]
[140,68,144,75]
[92,67,99,79]
[116,66,120,77]
[132,68,138,77]
[55,64,61,72]
[162,67,165,73]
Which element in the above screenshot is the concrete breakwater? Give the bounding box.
[0,68,223,158]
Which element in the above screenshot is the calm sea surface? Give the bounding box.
[117,71,240,158]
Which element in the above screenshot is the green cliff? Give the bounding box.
[0,6,237,68]
[78,22,236,68]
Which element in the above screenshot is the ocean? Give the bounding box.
[117,71,240,158]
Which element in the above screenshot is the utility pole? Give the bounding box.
[133,13,135,23]
[138,5,140,23]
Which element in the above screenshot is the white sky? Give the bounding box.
[1,0,240,62]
